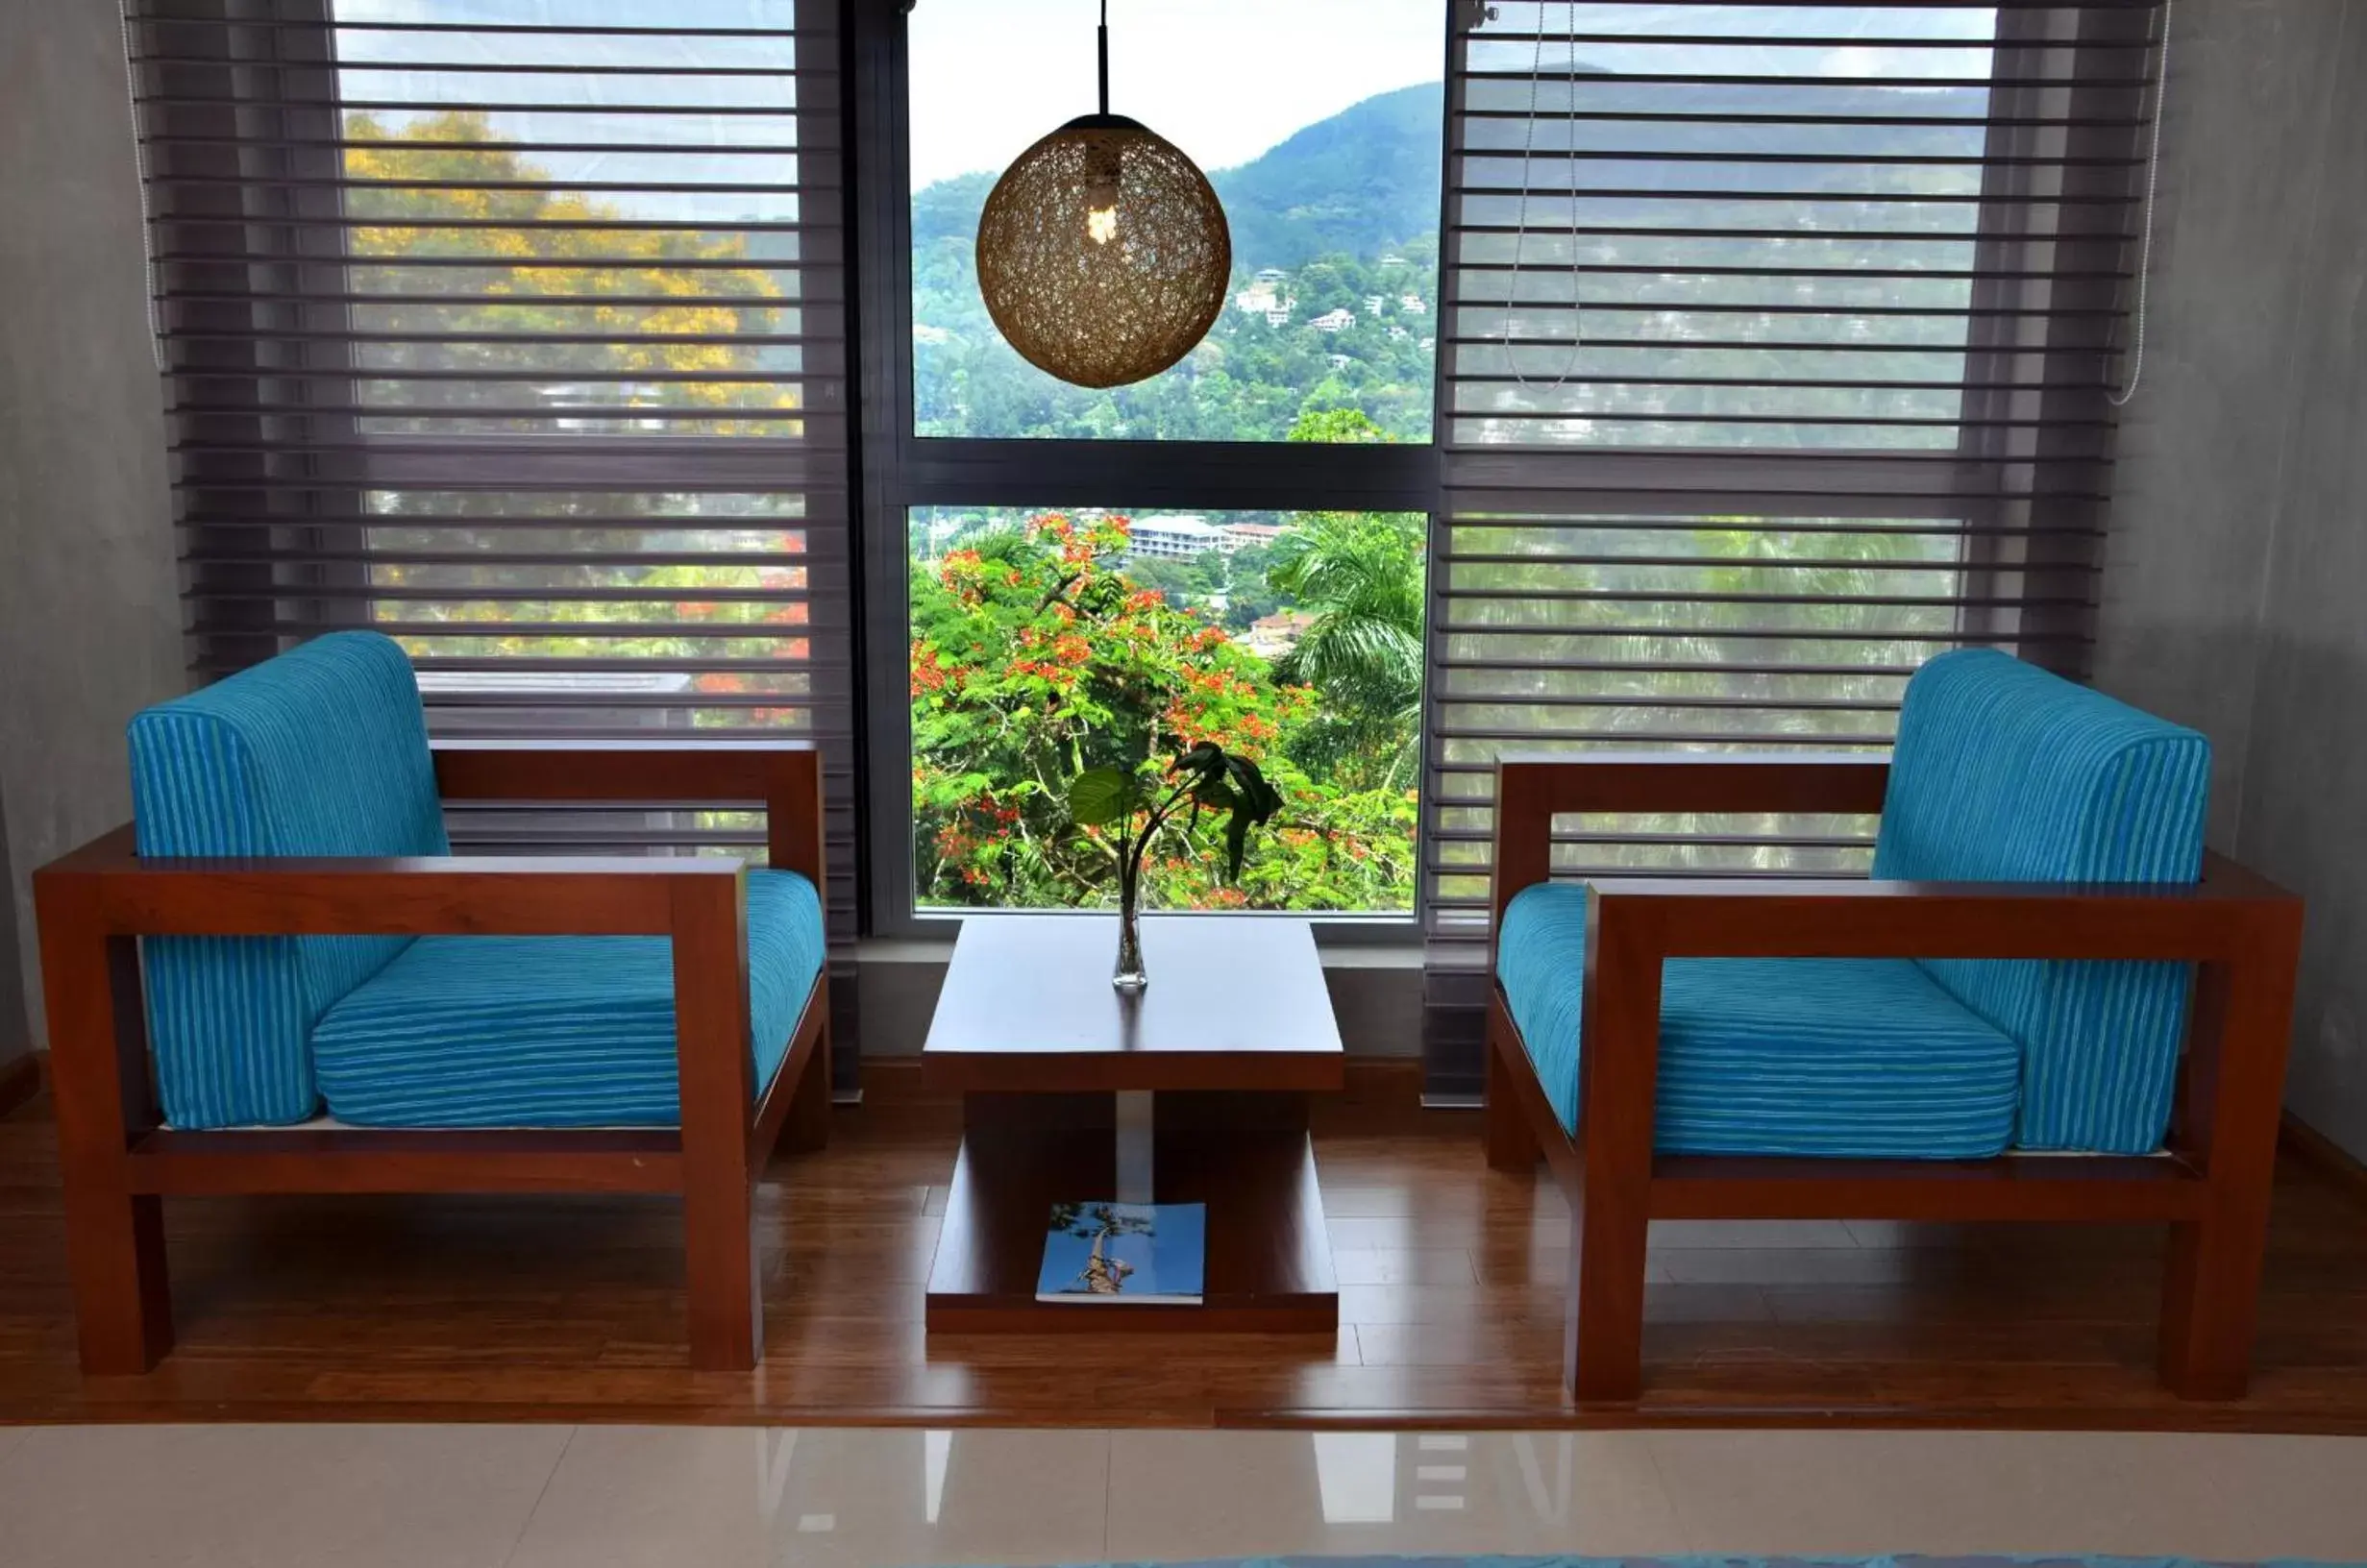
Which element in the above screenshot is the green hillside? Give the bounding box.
[1205,83,1443,271]
[913,84,1443,272]
[910,84,1447,442]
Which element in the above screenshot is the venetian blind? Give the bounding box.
[128,0,857,1081]
[1422,0,2164,1092]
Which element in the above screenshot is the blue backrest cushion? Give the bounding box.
[130,631,448,1128]
[1872,649,2210,1153]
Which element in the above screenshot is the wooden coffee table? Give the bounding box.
[920,914,1344,1332]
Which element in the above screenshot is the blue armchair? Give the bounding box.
[1486,649,2305,1403]
[35,631,833,1372]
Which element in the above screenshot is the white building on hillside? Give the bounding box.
[1308,307,1356,333]
[1234,280,1293,318]
[1124,515,1229,560]
[1398,292,1428,315]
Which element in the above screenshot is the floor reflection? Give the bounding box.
[0,1425,2360,1567]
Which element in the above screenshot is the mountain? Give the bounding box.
[1206,84,1443,271]
[910,83,1446,275]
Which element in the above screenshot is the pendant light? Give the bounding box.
[974,0,1231,390]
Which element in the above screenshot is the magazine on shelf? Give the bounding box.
[1034,1201,1206,1305]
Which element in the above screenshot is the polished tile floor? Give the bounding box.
[0,1425,2361,1566]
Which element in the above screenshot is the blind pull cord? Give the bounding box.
[2110,0,2175,408]
[1505,0,1586,391]
[117,0,163,376]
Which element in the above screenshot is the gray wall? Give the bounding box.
[0,0,188,1057]
[0,773,25,1062]
[2093,0,2367,1159]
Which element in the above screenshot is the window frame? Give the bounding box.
[849,0,1452,942]
[141,0,2151,990]
[136,0,865,1090]
[1415,0,2155,1094]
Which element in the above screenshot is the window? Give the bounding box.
[141,0,848,748]
[1419,1,2160,1089]
[907,0,1446,442]
[132,0,857,1073]
[135,2,2158,1081]
[866,0,1450,924]
[909,505,1422,913]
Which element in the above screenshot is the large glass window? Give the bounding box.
[1449,5,2004,452]
[909,502,1423,912]
[908,0,1446,441]
[315,0,841,750]
[891,2,1446,920]
[333,0,816,441]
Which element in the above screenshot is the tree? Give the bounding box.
[1265,409,1427,789]
[1285,407,1393,445]
[344,110,790,433]
[1268,510,1427,791]
[342,111,810,698]
[910,512,1417,911]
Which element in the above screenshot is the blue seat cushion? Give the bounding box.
[309,870,825,1128]
[131,631,449,1130]
[1875,649,2210,1153]
[1497,883,2021,1158]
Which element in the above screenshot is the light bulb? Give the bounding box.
[1083,140,1123,248]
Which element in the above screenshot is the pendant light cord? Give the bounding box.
[1504,1,1584,390]
[1097,0,1110,115]
[2108,0,2174,408]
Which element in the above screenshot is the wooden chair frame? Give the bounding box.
[32,740,834,1375]
[1484,753,2305,1405]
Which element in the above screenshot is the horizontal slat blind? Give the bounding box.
[1422,0,2160,1092]
[132,0,859,1085]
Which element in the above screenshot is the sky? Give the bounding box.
[906,0,1447,188]
[905,2,1996,189]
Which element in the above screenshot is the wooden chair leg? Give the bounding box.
[1566,1161,1651,1403]
[2159,1207,2273,1400]
[2157,942,2299,1400]
[673,876,762,1372]
[682,1169,760,1371]
[63,1190,175,1375]
[779,993,833,1157]
[1484,1003,1539,1172]
[1565,898,1661,1404]
[35,894,174,1375]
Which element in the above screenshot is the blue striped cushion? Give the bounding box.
[1875,649,2210,1153]
[1498,882,2021,1158]
[130,632,447,1129]
[309,870,825,1128]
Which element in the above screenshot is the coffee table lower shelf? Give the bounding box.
[924,1125,1339,1334]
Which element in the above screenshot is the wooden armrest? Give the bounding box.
[431,740,826,883]
[1492,752,1891,924]
[1494,752,1892,816]
[36,829,738,938]
[1584,854,2301,964]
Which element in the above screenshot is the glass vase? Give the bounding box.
[1112,864,1148,992]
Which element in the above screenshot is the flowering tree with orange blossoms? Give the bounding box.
[910,512,1417,910]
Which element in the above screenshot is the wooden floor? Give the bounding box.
[2,1066,2364,1430]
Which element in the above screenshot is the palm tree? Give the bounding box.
[1268,508,1427,789]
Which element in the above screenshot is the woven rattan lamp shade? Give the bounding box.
[976,114,1231,389]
